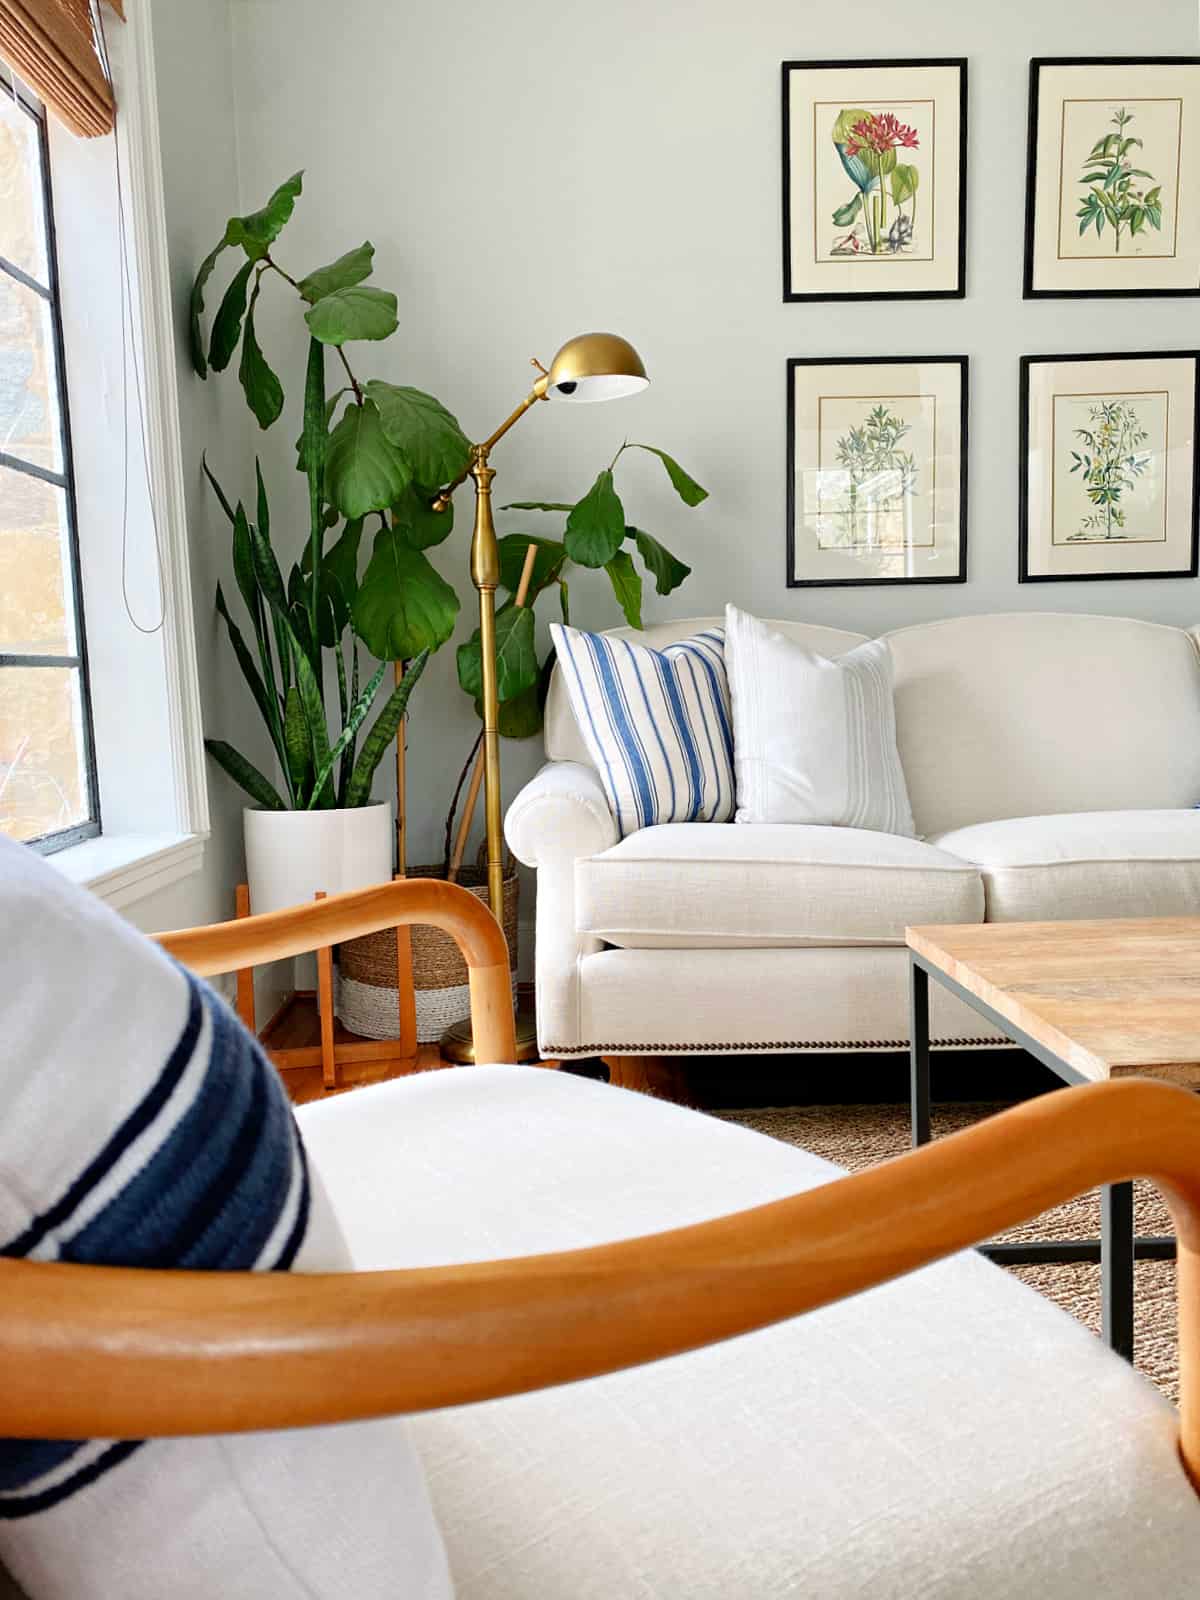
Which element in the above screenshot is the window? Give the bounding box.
[0,67,99,852]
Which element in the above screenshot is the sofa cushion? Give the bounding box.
[575,822,983,948]
[0,837,450,1600]
[931,810,1200,923]
[299,1065,1200,1600]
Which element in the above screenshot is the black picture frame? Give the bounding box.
[1018,350,1200,582]
[781,57,968,303]
[1023,57,1200,300]
[785,354,969,589]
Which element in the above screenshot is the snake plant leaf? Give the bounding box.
[603,548,643,629]
[223,171,303,262]
[627,526,691,596]
[282,683,314,803]
[344,649,430,808]
[299,517,363,644]
[497,534,565,597]
[627,444,708,507]
[201,452,237,526]
[325,400,412,518]
[189,240,230,377]
[215,582,280,757]
[565,468,625,567]
[239,285,285,429]
[204,740,286,811]
[501,500,574,513]
[352,529,459,659]
[890,164,919,205]
[304,286,398,346]
[456,602,538,702]
[390,482,455,551]
[832,194,863,226]
[242,501,289,617]
[364,382,472,486]
[208,259,255,374]
[297,242,374,304]
[277,609,333,806]
[295,389,347,473]
[338,645,360,807]
[307,660,388,807]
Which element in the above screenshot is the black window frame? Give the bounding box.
[0,67,100,853]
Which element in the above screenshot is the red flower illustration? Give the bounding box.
[845,111,920,157]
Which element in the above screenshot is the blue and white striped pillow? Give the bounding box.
[551,622,735,836]
[0,835,450,1600]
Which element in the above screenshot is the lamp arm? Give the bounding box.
[432,375,550,509]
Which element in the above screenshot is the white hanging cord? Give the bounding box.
[93,0,165,635]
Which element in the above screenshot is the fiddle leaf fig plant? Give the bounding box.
[454,441,705,734]
[190,170,473,809]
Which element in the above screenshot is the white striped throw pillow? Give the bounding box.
[550,622,735,837]
[725,604,915,836]
[0,835,451,1600]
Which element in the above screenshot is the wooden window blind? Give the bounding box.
[0,0,122,138]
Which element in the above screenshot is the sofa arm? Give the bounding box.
[505,763,617,1055]
[505,761,617,868]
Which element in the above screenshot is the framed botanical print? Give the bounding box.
[781,58,967,301]
[1019,352,1199,581]
[786,356,968,588]
[1025,57,1200,297]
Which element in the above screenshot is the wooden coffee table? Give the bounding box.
[906,918,1200,1362]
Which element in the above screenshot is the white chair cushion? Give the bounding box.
[727,604,915,836]
[0,838,450,1600]
[931,809,1200,923]
[298,1065,1200,1600]
[574,822,983,948]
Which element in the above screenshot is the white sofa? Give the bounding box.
[507,612,1200,1063]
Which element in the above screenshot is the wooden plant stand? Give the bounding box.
[233,879,419,1092]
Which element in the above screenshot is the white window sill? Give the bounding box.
[47,831,207,912]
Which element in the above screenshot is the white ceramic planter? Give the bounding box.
[243,803,393,915]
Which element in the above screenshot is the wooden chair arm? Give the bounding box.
[4,1077,1200,1488]
[156,877,517,1065]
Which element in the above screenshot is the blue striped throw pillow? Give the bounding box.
[551,622,735,836]
[0,835,451,1599]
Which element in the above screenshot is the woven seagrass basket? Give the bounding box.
[335,861,518,1044]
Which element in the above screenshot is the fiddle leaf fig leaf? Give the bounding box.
[604,547,643,628]
[324,400,411,517]
[627,444,708,506]
[475,679,544,739]
[352,529,459,660]
[208,259,255,374]
[390,482,455,550]
[497,534,565,597]
[297,242,374,304]
[456,602,538,702]
[190,240,230,376]
[238,284,284,429]
[564,468,625,567]
[224,171,304,262]
[363,381,471,485]
[627,526,691,595]
[304,285,398,345]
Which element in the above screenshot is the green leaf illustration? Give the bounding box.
[890,164,919,205]
[832,194,862,226]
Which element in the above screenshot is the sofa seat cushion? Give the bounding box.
[931,810,1200,923]
[574,822,983,948]
[298,1066,1200,1600]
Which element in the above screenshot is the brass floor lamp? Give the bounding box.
[435,332,649,1063]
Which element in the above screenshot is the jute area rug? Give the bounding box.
[717,1101,1178,1403]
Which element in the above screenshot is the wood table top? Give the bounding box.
[907,917,1200,1086]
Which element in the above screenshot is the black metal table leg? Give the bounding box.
[909,957,931,1149]
[1102,1181,1135,1362]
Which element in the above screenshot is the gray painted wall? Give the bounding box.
[155,0,1200,904]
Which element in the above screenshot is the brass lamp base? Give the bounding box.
[441,998,540,1065]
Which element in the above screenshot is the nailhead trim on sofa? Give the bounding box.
[543,1036,1007,1057]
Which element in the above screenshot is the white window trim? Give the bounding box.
[47,0,209,906]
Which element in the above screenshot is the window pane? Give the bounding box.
[0,665,89,842]
[0,273,63,474]
[0,464,75,653]
[0,87,48,284]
